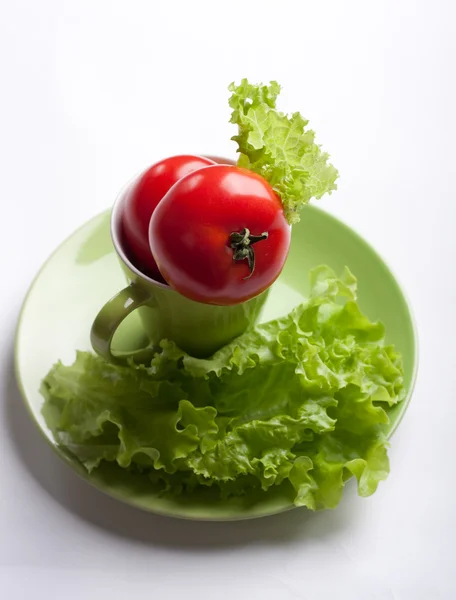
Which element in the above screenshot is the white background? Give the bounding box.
[1,1,455,598]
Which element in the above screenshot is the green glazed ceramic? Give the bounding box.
[91,183,269,363]
[15,206,418,521]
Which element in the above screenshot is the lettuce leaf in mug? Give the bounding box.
[229,79,339,224]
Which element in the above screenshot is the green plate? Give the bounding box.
[15,207,418,520]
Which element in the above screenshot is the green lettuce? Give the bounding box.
[229,79,339,224]
[41,267,404,510]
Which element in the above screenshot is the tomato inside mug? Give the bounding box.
[122,155,215,279]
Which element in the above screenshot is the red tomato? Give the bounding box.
[122,155,215,278]
[149,165,291,305]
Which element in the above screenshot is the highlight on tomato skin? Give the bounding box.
[149,164,291,306]
[122,155,216,279]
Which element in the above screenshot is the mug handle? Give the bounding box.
[90,283,154,364]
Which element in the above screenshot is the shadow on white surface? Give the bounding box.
[4,338,356,550]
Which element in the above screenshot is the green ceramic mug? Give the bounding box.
[90,167,268,363]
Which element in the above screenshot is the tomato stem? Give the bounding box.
[229,228,268,280]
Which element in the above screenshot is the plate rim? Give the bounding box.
[14,205,419,521]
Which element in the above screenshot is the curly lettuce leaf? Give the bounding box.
[41,266,404,510]
[229,79,339,224]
